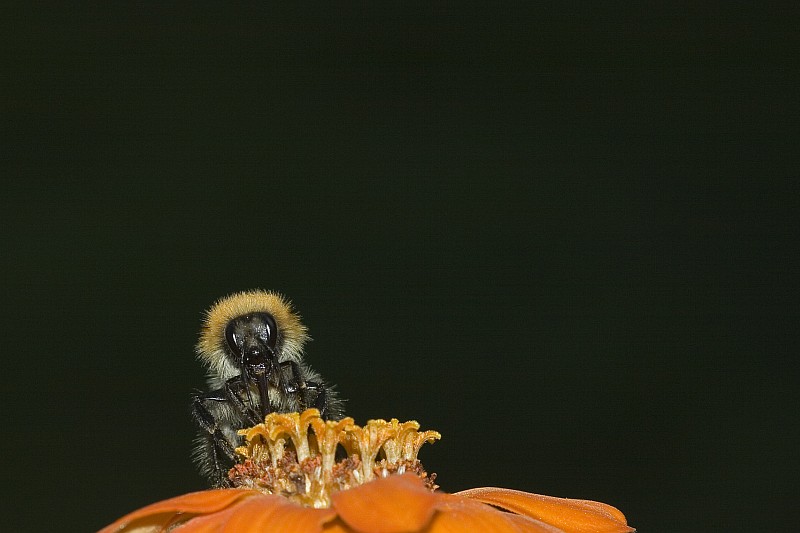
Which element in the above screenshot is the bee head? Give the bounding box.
[196,290,309,380]
[224,312,278,368]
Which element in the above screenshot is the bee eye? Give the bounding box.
[224,322,241,356]
[256,312,278,349]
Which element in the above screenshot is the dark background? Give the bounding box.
[3,4,797,532]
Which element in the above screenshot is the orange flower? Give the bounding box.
[100,410,634,533]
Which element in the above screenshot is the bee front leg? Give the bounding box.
[191,390,239,487]
[278,361,331,418]
[304,381,329,418]
[222,376,261,426]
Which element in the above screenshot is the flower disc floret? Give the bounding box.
[229,409,440,508]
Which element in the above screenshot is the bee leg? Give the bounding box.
[305,381,329,418]
[192,378,270,487]
[191,391,238,460]
[223,376,260,426]
[278,361,331,418]
[277,361,300,395]
[206,434,233,488]
[279,361,310,405]
[191,390,240,487]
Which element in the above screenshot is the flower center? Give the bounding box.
[229,409,441,508]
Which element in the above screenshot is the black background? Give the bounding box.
[3,4,797,532]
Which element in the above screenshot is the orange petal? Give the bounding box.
[177,493,337,533]
[455,487,634,533]
[331,474,439,533]
[430,493,566,533]
[321,518,359,533]
[98,489,259,533]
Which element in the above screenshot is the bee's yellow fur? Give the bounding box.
[196,290,308,383]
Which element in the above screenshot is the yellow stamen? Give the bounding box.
[230,409,440,508]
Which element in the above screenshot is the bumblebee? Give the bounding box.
[191,290,344,487]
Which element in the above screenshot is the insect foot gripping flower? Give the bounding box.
[100,409,635,533]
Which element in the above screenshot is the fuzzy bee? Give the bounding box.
[191,290,344,487]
